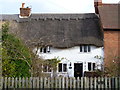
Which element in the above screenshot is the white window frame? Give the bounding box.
[88,62,96,71]
[58,63,67,72]
[40,46,50,53]
[80,45,91,53]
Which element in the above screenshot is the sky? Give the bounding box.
[0,0,120,14]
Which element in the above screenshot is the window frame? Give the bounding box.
[80,45,91,53]
[88,62,96,71]
[58,63,67,72]
[40,46,51,53]
[42,64,52,73]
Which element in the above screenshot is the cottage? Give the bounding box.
[0,1,104,77]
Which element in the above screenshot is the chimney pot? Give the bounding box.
[94,0,102,14]
[22,3,25,8]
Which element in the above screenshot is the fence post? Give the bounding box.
[47,77,50,88]
[58,77,61,88]
[105,76,108,89]
[85,77,89,89]
[44,77,47,88]
[55,77,58,88]
[22,77,25,88]
[77,77,80,88]
[15,77,17,88]
[8,77,11,88]
[19,77,22,88]
[62,77,65,88]
[101,77,104,89]
[70,77,73,88]
[65,77,68,88]
[29,77,33,88]
[90,77,94,89]
[0,77,3,89]
[11,77,14,88]
[40,77,43,88]
[81,77,84,89]
[98,77,101,89]
[36,77,39,88]
[73,77,76,88]
[33,77,36,88]
[94,77,97,89]
[108,77,111,88]
[115,77,118,88]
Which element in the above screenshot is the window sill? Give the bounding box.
[39,52,51,54]
[58,72,67,74]
[42,72,52,73]
[79,52,91,54]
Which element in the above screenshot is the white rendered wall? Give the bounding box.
[34,46,104,77]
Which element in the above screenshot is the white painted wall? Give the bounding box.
[34,45,104,77]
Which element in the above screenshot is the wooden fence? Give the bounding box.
[0,77,120,89]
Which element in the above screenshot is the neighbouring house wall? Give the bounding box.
[35,45,104,77]
[104,31,120,67]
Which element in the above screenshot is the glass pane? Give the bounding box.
[93,63,95,70]
[44,47,46,53]
[80,46,82,52]
[58,63,62,72]
[88,62,91,71]
[63,64,67,72]
[43,64,47,72]
[88,46,91,52]
[84,46,87,52]
[48,65,52,72]
[40,47,42,52]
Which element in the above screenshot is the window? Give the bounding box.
[40,46,50,53]
[88,62,96,71]
[43,64,52,72]
[80,45,91,52]
[58,63,67,72]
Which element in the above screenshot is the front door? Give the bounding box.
[74,63,83,77]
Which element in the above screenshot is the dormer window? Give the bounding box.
[80,45,91,52]
[40,46,50,53]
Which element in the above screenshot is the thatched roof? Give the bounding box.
[98,4,120,29]
[1,13,103,48]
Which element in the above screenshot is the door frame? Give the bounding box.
[74,63,83,77]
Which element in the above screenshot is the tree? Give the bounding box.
[2,22,62,77]
[2,22,32,77]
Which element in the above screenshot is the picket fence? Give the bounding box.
[0,77,120,89]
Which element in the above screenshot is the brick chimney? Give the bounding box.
[19,3,31,18]
[94,0,102,14]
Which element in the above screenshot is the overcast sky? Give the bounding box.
[0,0,120,14]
